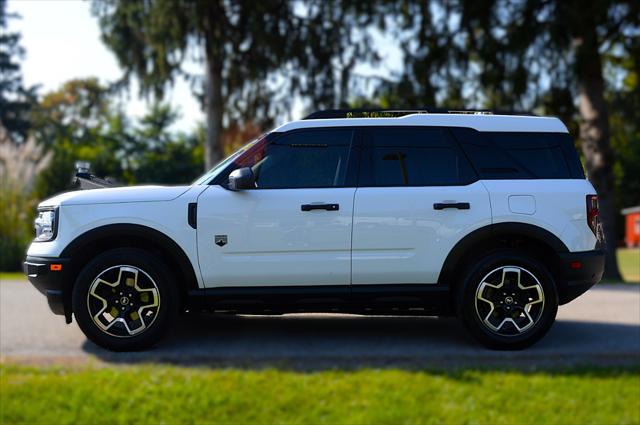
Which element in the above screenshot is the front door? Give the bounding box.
[196,128,359,288]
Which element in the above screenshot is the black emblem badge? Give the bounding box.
[215,235,227,247]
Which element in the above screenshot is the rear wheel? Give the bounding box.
[457,251,558,350]
[72,248,179,351]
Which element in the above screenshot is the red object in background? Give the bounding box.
[621,206,640,248]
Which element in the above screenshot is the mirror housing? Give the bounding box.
[227,167,255,191]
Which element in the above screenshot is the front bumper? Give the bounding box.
[23,256,73,323]
[557,249,605,305]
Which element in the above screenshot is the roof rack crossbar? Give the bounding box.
[303,108,537,120]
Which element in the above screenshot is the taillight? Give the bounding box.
[586,194,599,236]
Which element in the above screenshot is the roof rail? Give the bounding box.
[303,108,537,119]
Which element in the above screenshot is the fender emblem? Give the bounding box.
[214,235,227,247]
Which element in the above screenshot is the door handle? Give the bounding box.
[301,203,340,211]
[433,202,470,210]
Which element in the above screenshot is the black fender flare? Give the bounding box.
[61,223,199,291]
[438,222,569,285]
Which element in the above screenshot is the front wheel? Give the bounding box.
[456,251,558,350]
[72,248,179,351]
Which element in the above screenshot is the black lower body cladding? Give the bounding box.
[23,256,73,322]
[556,249,605,304]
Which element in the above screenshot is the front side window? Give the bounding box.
[214,128,355,189]
[359,127,476,187]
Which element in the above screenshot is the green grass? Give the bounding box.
[618,248,640,283]
[1,364,639,425]
[0,271,25,281]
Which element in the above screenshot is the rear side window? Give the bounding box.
[359,127,477,186]
[450,128,585,179]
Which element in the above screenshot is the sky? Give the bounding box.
[7,0,203,132]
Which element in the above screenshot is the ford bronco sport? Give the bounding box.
[24,109,605,351]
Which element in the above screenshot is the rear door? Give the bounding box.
[351,126,492,285]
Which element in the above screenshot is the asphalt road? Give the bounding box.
[1,278,639,368]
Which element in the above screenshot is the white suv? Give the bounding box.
[24,110,605,351]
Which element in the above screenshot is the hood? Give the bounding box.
[39,185,192,207]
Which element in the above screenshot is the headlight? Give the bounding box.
[34,208,58,242]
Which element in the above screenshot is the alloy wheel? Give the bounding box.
[86,265,161,337]
[474,265,545,336]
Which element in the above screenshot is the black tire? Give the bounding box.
[456,250,558,350]
[72,248,179,351]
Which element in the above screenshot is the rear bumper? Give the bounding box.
[23,256,73,323]
[557,249,605,305]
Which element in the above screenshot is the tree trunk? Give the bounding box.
[574,25,622,281]
[202,2,224,171]
[204,54,223,170]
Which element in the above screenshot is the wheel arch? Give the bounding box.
[438,222,568,289]
[61,224,200,300]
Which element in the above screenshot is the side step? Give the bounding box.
[186,284,452,316]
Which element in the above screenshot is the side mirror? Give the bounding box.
[227,167,255,191]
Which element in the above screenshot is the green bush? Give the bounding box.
[0,184,35,270]
[0,129,51,271]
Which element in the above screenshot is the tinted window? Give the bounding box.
[217,129,354,189]
[451,128,585,179]
[360,127,476,186]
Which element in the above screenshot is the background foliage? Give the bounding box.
[0,127,51,269]
[0,0,638,274]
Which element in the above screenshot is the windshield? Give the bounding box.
[192,137,263,185]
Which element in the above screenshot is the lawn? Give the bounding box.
[1,364,639,424]
[618,248,640,283]
[0,271,25,281]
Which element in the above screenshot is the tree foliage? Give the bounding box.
[465,0,638,279]
[0,0,33,142]
[608,32,640,226]
[377,0,639,279]
[286,1,382,110]
[92,0,301,169]
[0,126,51,270]
[1,0,638,279]
[121,103,204,184]
[31,79,126,197]
[31,79,204,198]
[91,0,384,169]
[371,1,467,109]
